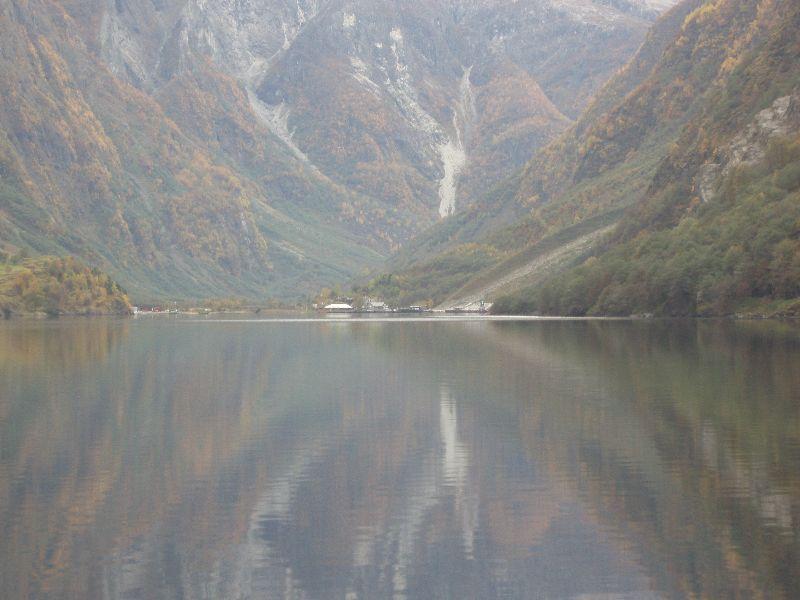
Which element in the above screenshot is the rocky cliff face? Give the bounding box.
[699,93,800,202]
[0,0,674,299]
[95,0,666,223]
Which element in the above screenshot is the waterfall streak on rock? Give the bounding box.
[438,67,475,218]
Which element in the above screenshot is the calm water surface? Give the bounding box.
[0,317,799,599]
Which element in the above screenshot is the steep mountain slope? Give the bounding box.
[100,0,662,222]
[364,0,703,304]
[368,0,800,316]
[380,0,702,273]
[501,1,800,316]
[0,0,670,301]
[0,0,384,300]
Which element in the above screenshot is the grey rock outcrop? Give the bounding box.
[699,93,799,202]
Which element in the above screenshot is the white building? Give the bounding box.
[324,303,354,313]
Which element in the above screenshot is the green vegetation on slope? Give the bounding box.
[495,138,800,316]
[0,1,386,302]
[360,0,706,305]
[1,0,655,302]
[359,244,504,308]
[494,0,800,317]
[0,255,131,316]
[370,0,800,316]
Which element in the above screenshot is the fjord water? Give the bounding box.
[0,318,798,599]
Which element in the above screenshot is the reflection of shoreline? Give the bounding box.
[0,322,284,598]
[0,318,130,370]
[0,320,798,599]
[465,320,800,597]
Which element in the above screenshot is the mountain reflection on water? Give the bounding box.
[0,318,798,599]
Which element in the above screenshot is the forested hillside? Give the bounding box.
[0,255,131,315]
[367,0,800,316]
[0,0,665,301]
[0,0,385,301]
[496,0,800,316]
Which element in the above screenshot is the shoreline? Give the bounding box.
[4,311,798,323]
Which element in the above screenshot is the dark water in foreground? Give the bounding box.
[0,317,799,599]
